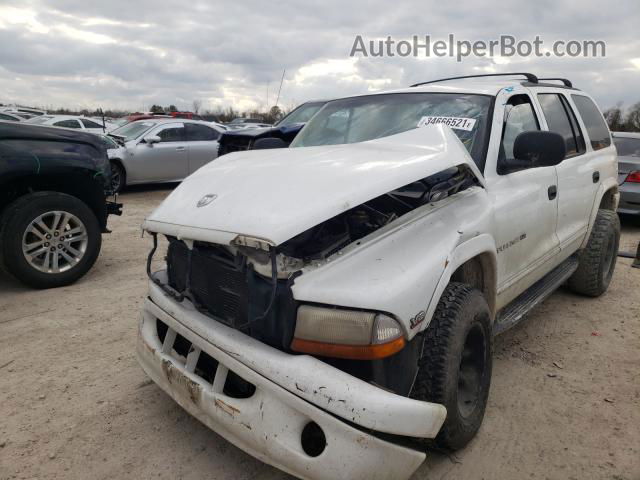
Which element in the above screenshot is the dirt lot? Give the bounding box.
[1,186,639,480]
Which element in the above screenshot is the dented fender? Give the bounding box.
[291,186,494,339]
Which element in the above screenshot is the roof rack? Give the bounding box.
[537,77,573,88]
[410,73,538,87]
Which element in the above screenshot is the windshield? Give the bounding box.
[614,137,640,157]
[110,121,155,141]
[98,134,118,149]
[276,102,326,127]
[291,93,492,164]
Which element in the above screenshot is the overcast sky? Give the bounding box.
[1,0,639,113]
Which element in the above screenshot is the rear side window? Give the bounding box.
[571,95,611,150]
[0,113,19,121]
[186,123,220,141]
[54,119,82,129]
[537,93,585,157]
[81,119,104,128]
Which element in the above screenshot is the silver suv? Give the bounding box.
[107,119,224,192]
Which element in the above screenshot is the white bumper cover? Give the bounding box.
[137,282,447,480]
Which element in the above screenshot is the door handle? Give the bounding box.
[175,146,186,152]
[592,171,600,183]
[548,185,557,200]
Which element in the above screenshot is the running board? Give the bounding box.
[493,256,579,336]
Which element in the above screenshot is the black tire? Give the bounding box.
[410,282,492,451]
[0,192,102,289]
[568,209,620,297]
[110,161,126,193]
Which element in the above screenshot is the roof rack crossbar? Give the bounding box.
[537,77,573,88]
[410,72,539,87]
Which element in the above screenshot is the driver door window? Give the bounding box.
[154,124,185,142]
[499,95,540,163]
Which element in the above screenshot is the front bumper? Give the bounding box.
[618,183,640,215]
[137,280,446,480]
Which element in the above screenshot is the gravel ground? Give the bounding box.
[1,185,639,480]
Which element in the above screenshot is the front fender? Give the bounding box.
[291,187,493,340]
[582,177,619,249]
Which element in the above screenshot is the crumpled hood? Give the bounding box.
[143,125,483,245]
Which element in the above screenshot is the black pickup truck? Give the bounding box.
[0,122,122,288]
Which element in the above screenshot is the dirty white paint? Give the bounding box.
[138,291,432,480]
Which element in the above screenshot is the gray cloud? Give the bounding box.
[0,0,638,112]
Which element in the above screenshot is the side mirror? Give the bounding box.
[513,131,566,167]
[145,135,161,145]
[252,137,288,150]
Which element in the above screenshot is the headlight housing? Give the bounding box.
[290,305,406,360]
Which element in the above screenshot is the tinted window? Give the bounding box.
[538,93,585,156]
[156,125,185,142]
[500,95,540,162]
[613,137,640,157]
[186,123,219,141]
[0,113,19,121]
[571,95,611,150]
[54,119,81,128]
[81,119,104,128]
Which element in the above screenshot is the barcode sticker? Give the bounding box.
[417,116,477,131]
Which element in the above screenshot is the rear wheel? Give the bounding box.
[0,192,102,288]
[568,209,620,297]
[410,283,492,451]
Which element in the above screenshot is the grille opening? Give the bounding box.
[223,371,256,399]
[195,350,218,384]
[156,320,191,361]
[301,422,326,457]
[155,319,255,397]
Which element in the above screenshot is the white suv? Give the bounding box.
[136,73,619,480]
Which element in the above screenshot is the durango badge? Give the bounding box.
[197,193,217,208]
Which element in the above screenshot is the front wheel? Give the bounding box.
[0,192,102,289]
[410,283,492,451]
[110,161,126,193]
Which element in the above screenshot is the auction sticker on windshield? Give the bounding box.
[417,116,477,131]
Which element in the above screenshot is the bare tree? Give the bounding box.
[626,102,640,131]
[192,99,203,114]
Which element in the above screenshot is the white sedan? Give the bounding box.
[24,114,111,133]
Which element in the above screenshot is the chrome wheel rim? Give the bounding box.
[22,211,88,274]
[111,166,122,191]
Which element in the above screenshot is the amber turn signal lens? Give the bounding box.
[290,336,406,360]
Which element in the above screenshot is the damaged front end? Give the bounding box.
[137,125,485,479]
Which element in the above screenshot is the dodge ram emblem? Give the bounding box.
[197,193,217,208]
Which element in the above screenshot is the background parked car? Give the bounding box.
[218,100,327,156]
[226,117,272,130]
[613,131,640,215]
[24,115,112,133]
[0,121,121,288]
[0,111,25,122]
[107,119,224,192]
